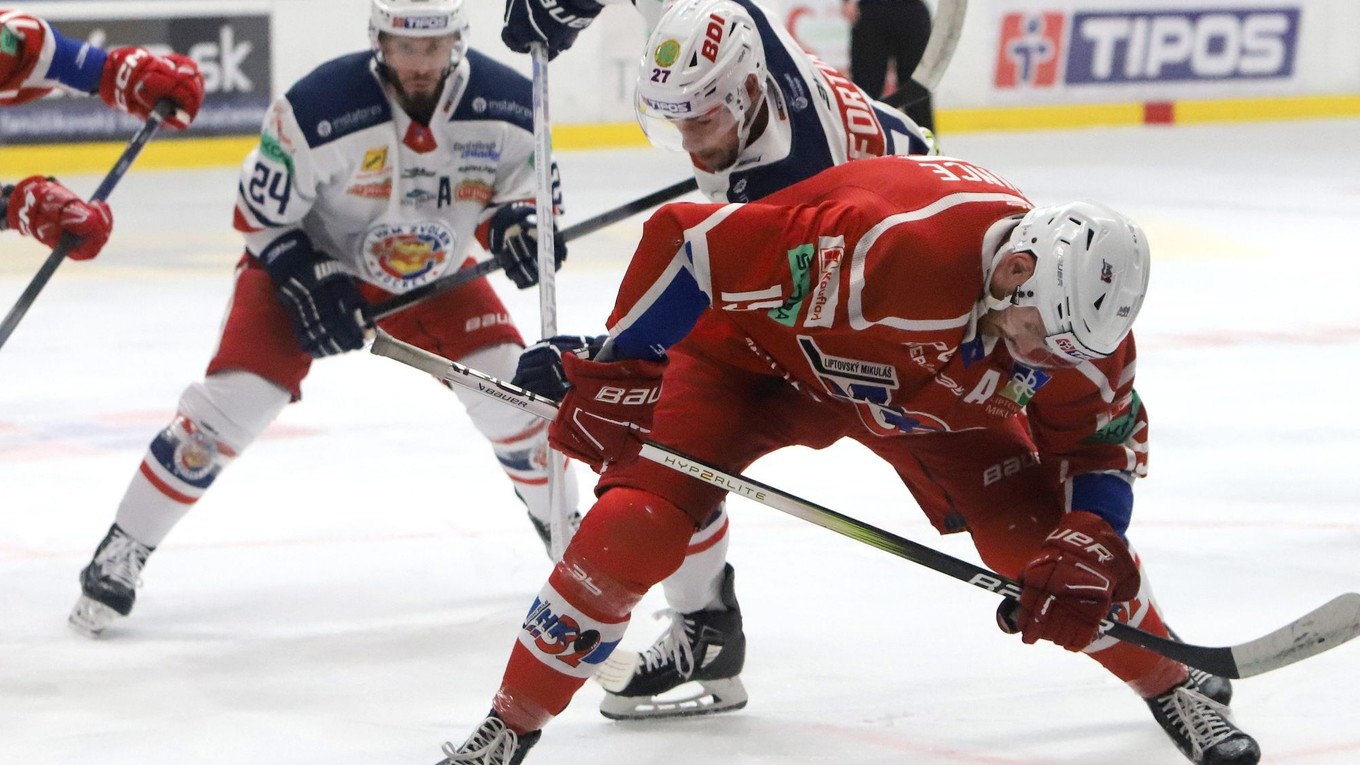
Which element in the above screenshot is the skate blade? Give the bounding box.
[599,676,748,721]
[68,595,121,637]
[593,650,642,693]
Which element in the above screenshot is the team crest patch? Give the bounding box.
[654,39,681,67]
[362,221,458,291]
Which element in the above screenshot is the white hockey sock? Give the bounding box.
[661,503,732,613]
[114,371,288,547]
[453,343,580,524]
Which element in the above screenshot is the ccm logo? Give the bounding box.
[593,386,660,405]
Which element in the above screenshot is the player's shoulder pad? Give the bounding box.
[448,49,532,132]
[285,52,391,148]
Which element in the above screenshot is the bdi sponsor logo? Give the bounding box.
[996,7,1299,89]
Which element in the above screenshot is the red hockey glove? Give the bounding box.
[4,176,113,260]
[100,47,205,129]
[1005,511,1140,651]
[550,352,665,471]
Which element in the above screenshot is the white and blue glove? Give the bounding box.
[501,0,604,60]
[487,201,567,290]
[512,335,607,402]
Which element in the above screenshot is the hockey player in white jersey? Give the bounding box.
[68,0,579,637]
[491,0,934,727]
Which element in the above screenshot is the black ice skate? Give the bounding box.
[1166,626,1233,706]
[1147,675,1261,764]
[68,524,154,637]
[435,713,540,765]
[595,563,747,720]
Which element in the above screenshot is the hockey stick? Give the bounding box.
[369,329,1360,680]
[0,100,175,351]
[365,177,699,323]
[531,42,572,561]
[912,0,967,92]
[880,0,968,114]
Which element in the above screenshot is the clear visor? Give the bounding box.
[636,96,740,153]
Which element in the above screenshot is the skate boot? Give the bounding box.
[595,563,747,720]
[68,524,154,637]
[527,511,581,558]
[1147,677,1261,764]
[435,713,540,765]
[1166,627,1232,705]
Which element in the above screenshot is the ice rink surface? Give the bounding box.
[2,119,1359,764]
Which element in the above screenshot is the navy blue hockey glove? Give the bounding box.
[502,0,604,59]
[512,334,607,402]
[487,201,567,290]
[259,230,370,358]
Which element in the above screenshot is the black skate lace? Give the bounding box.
[98,534,150,589]
[1159,686,1237,760]
[637,609,698,677]
[440,717,517,765]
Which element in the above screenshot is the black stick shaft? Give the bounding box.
[0,102,173,351]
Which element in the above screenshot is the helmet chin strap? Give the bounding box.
[734,75,773,157]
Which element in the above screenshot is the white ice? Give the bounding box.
[2,119,1359,764]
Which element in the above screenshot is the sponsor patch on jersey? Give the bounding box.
[455,179,494,205]
[258,133,295,175]
[362,147,388,172]
[767,244,813,327]
[452,140,500,160]
[346,180,392,199]
[362,220,457,291]
[1083,389,1143,444]
[804,237,844,328]
[654,39,681,67]
[1,26,20,56]
[469,97,534,122]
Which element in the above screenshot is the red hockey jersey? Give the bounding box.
[606,155,1148,524]
[0,10,55,105]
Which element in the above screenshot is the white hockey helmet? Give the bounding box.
[370,0,470,68]
[635,0,768,152]
[1003,201,1150,362]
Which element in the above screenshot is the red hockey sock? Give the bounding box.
[493,488,695,732]
[1081,559,1189,698]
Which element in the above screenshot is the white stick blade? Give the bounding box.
[1233,593,1360,678]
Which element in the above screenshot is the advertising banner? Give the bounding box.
[995,6,1300,92]
[0,14,271,144]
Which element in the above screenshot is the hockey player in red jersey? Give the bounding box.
[433,155,1262,765]
[67,0,580,637]
[502,0,935,720]
[0,8,203,260]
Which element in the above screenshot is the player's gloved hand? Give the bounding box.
[100,47,205,129]
[487,201,566,290]
[551,351,666,471]
[260,231,371,358]
[513,335,607,401]
[502,0,605,59]
[999,510,1140,651]
[2,176,113,260]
